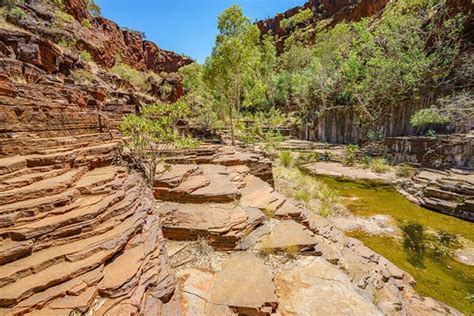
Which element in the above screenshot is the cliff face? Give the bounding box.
[3,0,191,103]
[257,0,389,51]
[0,39,177,314]
[27,0,193,74]
[0,1,194,313]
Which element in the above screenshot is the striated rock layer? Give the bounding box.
[0,27,178,315]
[153,163,462,315]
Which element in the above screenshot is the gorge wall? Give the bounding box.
[0,0,194,313]
[257,0,389,52]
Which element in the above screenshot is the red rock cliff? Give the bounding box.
[257,0,388,51]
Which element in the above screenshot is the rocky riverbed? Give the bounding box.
[295,163,474,314]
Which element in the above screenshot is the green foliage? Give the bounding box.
[343,144,360,166]
[280,8,313,31]
[84,0,101,16]
[57,38,77,51]
[6,6,25,21]
[396,164,416,178]
[55,9,74,23]
[119,102,199,186]
[410,107,451,127]
[266,0,466,129]
[179,62,219,129]
[367,130,384,142]
[279,151,293,168]
[81,18,92,29]
[49,0,63,8]
[370,158,391,174]
[204,5,261,145]
[110,62,160,92]
[294,188,311,205]
[426,129,436,137]
[79,50,93,63]
[71,69,95,84]
[298,151,321,164]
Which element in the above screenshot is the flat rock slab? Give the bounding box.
[154,167,241,203]
[255,221,319,254]
[159,203,252,249]
[154,164,200,188]
[207,252,277,314]
[176,268,234,316]
[275,257,383,316]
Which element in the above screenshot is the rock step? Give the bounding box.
[154,166,242,203]
[159,202,265,249]
[0,136,75,157]
[0,156,26,177]
[5,189,125,241]
[0,245,117,307]
[0,188,81,226]
[0,168,69,192]
[0,168,85,206]
[0,206,144,289]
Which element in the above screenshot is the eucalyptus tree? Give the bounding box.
[204,5,261,145]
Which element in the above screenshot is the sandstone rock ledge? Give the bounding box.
[154,163,462,315]
[0,135,175,315]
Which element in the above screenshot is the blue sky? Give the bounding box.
[95,0,306,63]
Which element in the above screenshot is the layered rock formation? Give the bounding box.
[9,0,192,74]
[400,169,474,222]
[0,8,186,310]
[151,162,462,315]
[2,0,192,103]
[382,133,473,169]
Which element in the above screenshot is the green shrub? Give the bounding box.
[57,38,77,51]
[370,158,391,174]
[426,129,436,137]
[110,62,150,91]
[81,18,92,29]
[71,69,95,84]
[119,102,198,186]
[298,151,321,164]
[396,164,416,177]
[367,130,384,142]
[79,50,93,63]
[55,9,74,23]
[7,7,26,21]
[294,188,311,205]
[279,151,294,168]
[84,0,101,16]
[50,0,63,8]
[343,144,360,166]
[410,107,450,128]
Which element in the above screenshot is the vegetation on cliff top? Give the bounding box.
[179,0,470,143]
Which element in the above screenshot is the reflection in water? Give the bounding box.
[402,223,426,268]
[314,175,474,314]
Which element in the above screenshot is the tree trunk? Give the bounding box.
[229,102,235,146]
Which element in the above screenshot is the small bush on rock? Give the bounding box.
[79,50,93,63]
[55,9,74,23]
[81,18,92,29]
[343,144,360,166]
[370,158,391,174]
[396,164,416,178]
[279,151,293,168]
[7,6,25,22]
[119,102,199,186]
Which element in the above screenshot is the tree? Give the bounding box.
[204,5,261,145]
[179,62,219,129]
[119,101,198,187]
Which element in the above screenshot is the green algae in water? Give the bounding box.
[317,176,474,314]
